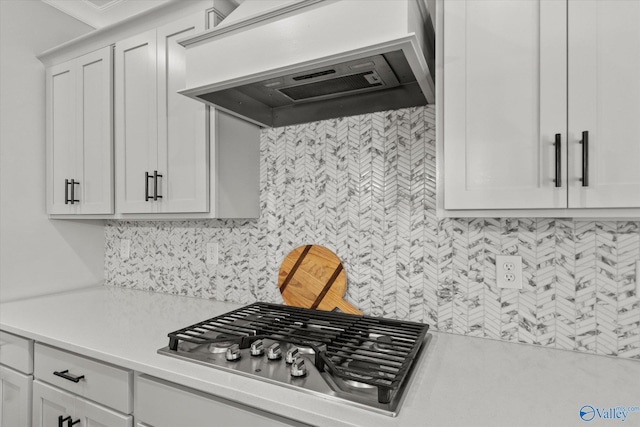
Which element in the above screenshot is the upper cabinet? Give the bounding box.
[442,0,640,214]
[115,15,208,214]
[46,46,113,215]
[567,1,640,208]
[42,2,260,220]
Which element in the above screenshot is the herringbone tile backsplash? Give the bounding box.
[105,106,640,360]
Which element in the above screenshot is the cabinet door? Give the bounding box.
[156,14,208,213]
[0,366,32,427]
[75,47,114,214]
[46,60,77,215]
[32,380,74,427]
[443,0,567,209]
[75,395,132,427]
[115,30,158,213]
[568,0,640,208]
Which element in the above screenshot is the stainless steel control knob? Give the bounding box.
[225,343,241,361]
[285,347,299,364]
[290,357,308,378]
[266,343,282,360]
[250,340,264,357]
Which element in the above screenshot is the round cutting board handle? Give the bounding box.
[335,299,362,315]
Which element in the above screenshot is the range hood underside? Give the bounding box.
[198,83,427,128]
[197,50,428,128]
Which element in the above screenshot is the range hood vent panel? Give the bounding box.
[180,0,434,127]
[279,71,384,101]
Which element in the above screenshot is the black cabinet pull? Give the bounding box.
[53,369,85,383]
[580,130,589,186]
[58,415,70,427]
[64,179,79,204]
[153,170,163,200]
[64,179,70,204]
[554,133,561,188]
[145,172,153,201]
[68,418,80,426]
[70,179,79,204]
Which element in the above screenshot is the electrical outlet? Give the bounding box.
[206,242,218,265]
[496,255,522,289]
[120,239,130,260]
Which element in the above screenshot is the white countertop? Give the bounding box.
[1,286,638,427]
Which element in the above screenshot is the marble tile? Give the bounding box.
[104,106,640,360]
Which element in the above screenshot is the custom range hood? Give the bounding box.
[179,0,435,128]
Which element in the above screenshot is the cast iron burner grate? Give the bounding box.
[166,302,429,404]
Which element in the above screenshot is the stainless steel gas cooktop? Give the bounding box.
[158,302,431,416]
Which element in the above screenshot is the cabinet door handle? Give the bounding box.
[145,172,153,201]
[580,130,589,186]
[70,179,79,204]
[53,369,85,383]
[58,415,70,427]
[68,418,80,426]
[554,133,562,188]
[153,170,163,201]
[64,179,70,204]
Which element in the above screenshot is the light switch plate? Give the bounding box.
[496,255,522,289]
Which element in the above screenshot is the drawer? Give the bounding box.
[136,375,310,427]
[34,343,132,414]
[0,330,33,374]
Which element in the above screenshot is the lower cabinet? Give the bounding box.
[0,330,34,427]
[135,375,311,427]
[0,366,32,427]
[2,338,314,426]
[33,380,132,427]
[32,343,133,427]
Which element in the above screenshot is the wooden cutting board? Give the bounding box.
[278,245,361,315]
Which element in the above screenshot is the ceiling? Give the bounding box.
[41,0,174,29]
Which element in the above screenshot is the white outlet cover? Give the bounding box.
[120,239,130,260]
[496,255,523,289]
[206,242,218,265]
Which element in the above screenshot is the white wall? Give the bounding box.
[0,1,105,302]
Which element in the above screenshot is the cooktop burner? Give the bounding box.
[158,302,431,416]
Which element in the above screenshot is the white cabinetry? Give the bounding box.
[41,2,260,220]
[0,366,32,427]
[567,1,640,208]
[115,14,208,214]
[0,331,34,427]
[442,0,640,213]
[33,381,131,427]
[46,46,114,215]
[135,375,309,427]
[32,343,132,427]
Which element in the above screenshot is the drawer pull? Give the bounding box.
[53,369,85,383]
